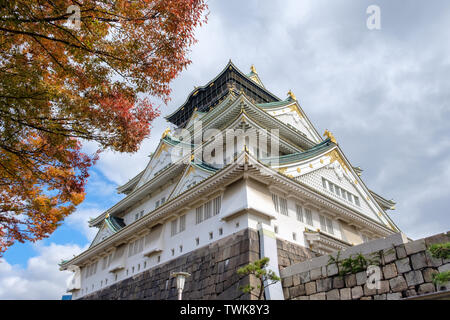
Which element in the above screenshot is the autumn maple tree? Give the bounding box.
[0,0,207,256]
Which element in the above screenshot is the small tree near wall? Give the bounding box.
[237,257,280,300]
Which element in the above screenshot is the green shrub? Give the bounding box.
[428,243,450,260]
[237,257,280,300]
[328,250,381,277]
[432,271,450,285]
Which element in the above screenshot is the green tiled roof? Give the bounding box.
[260,139,334,164]
[256,98,293,109]
[163,135,196,148]
[105,215,125,233]
[192,161,219,172]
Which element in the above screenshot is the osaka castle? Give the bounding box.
[60,61,400,300]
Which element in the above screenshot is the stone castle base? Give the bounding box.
[80,228,315,300]
[281,231,450,300]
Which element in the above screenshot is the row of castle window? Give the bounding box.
[322,178,360,207]
[272,194,316,227]
[81,221,236,296]
[135,210,144,221]
[133,195,167,222]
[82,257,155,296]
[155,196,166,209]
[171,214,186,236]
[271,194,288,216]
[195,196,222,224]
[272,195,336,237]
[295,204,314,226]
[102,252,113,270]
[85,261,98,278]
[128,237,144,257]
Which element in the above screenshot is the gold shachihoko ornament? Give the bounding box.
[323,129,337,144]
[161,127,171,139]
[287,90,297,101]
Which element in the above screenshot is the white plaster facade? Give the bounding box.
[60,62,400,299]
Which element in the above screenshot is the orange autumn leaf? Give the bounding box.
[0,0,208,256]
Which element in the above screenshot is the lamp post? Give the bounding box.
[171,271,191,300]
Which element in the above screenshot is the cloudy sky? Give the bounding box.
[2,0,450,299]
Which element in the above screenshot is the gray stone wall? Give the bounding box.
[79,228,316,300]
[281,231,450,300]
[276,237,318,270]
[80,228,260,300]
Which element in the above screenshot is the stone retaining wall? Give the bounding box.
[276,238,318,270]
[281,231,450,300]
[81,228,260,300]
[80,228,316,300]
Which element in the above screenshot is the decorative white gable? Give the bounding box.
[298,165,385,224]
[264,103,321,143]
[136,143,175,189]
[90,222,114,247]
[169,165,215,199]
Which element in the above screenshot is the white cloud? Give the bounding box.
[0,243,87,300]
[65,207,103,242]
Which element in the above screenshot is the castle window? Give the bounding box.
[195,196,221,225]
[296,204,304,222]
[328,182,334,193]
[219,228,223,236]
[322,177,360,207]
[102,256,108,270]
[272,193,288,216]
[326,217,334,235]
[155,200,160,209]
[320,215,327,232]
[292,232,297,241]
[179,245,183,253]
[279,197,288,216]
[362,234,370,243]
[347,192,353,203]
[274,226,278,234]
[171,248,175,256]
[171,219,177,236]
[157,256,161,263]
[196,206,203,224]
[128,237,144,257]
[204,200,212,220]
[209,232,213,240]
[179,215,186,232]
[319,215,335,235]
[196,237,200,246]
[305,208,313,226]
[271,194,279,213]
[213,196,221,216]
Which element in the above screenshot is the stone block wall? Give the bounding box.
[281,231,450,300]
[80,228,316,300]
[277,238,318,270]
[81,228,260,300]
